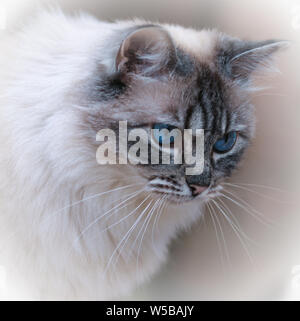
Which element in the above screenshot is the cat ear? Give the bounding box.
[218,38,289,82]
[116,26,176,77]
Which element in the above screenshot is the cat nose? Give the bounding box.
[190,184,208,196]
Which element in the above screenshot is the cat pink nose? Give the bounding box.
[190,184,208,196]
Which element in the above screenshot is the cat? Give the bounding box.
[0,9,287,299]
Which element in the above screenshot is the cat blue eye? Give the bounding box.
[152,123,177,144]
[213,131,238,153]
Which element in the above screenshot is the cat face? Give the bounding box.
[88,25,286,203]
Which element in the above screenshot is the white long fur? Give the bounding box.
[0,11,206,299]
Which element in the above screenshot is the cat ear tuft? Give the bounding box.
[116,26,176,77]
[218,38,289,82]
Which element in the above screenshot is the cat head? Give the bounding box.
[88,24,287,203]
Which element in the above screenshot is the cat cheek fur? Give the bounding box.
[0,10,285,299]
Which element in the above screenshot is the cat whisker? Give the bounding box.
[220,189,275,227]
[41,182,145,229]
[252,92,288,99]
[222,182,291,204]
[131,197,161,255]
[71,188,146,249]
[105,199,153,276]
[206,202,230,267]
[151,195,168,258]
[128,198,158,261]
[211,199,255,267]
[56,183,144,214]
[215,196,243,231]
[99,195,152,235]
[1,186,143,252]
[225,181,287,191]
[215,197,258,246]
[80,191,148,247]
[135,198,162,276]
